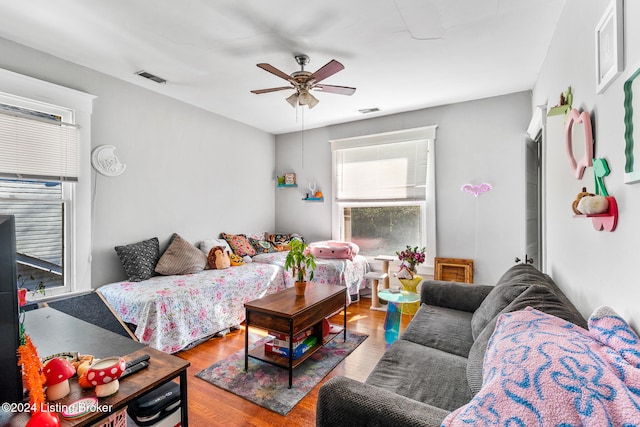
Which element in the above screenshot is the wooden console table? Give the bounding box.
[0,307,190,427]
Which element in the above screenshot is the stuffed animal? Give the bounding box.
[571,187,594,215]
[577,194,609,215]
[229,253,244,266]
[572,187,609,215]
[208,246,230,269]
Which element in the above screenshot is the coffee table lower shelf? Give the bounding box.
[247,332,343,369]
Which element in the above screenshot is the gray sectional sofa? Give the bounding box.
[316,264,587,426]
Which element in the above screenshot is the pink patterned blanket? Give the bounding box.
[443,306,640,426]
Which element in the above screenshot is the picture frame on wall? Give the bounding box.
[595,0,623,94]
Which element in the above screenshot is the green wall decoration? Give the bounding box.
[623,67,640,184]
[593,158,610,196]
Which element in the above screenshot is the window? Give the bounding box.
[0,179,66,294]
[0,78,91,298]
[331,126,437,268]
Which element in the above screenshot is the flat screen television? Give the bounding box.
[0,215,22,403]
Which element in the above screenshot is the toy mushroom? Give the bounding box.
[25,410,60,427]
[43,358,76,401]
[86,357,126,397]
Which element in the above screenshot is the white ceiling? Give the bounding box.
[0,0,565,135]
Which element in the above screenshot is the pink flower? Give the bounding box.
[396,245,427,268]
[18,288,27,307]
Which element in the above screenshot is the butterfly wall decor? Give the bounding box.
[461,183,492,197]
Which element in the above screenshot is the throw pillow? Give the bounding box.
[308,244,353,260]
[114,237,160,282]
[267,233,292,251]
[155,233,207,275]
[221,233,256,257]
[444,307,640,426]
[249,237,275,254]
[246,231,268,241]
[199,238,233,260]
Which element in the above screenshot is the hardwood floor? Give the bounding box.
[176,297,412,426]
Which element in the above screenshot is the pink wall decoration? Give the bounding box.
[461,183,492,197]
[565,108,594,179]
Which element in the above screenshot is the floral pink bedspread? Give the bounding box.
[98,263,285,353]
[251,252,368,303]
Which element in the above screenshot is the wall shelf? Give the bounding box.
[573,196,618,232]
[302,197,324,202]
[277,184,297,188]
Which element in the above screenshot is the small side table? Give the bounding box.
[378,290,420,344]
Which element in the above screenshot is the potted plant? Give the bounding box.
[284,239,317,295]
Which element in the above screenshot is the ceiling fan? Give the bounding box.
[251,54,356,109]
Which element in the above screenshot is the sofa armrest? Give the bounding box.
[316,376,450,427]
[420,280,494,312]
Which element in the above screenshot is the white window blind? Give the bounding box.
[334,139,428,201]
[0,109,79,181]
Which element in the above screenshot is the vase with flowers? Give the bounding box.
[395,245,426,315]
[396,245,426,276]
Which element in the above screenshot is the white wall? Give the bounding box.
[0,37,276,288]
[532,0,640,328]
[276,92,532,285]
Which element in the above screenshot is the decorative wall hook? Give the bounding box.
[461,183,492,197]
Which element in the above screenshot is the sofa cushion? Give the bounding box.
[401,304,474,358]
[445,307,640,426]
[470,283,528,339]
[155,233,208,275]
[421,281,494,312]
[493,263,555,287]
[114,237,160,282]
[503,282,587,329]
[366,339,472,412]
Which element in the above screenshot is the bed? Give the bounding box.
[98,262,285,353]
[251,251,369,303]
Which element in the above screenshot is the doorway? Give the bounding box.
[522,131,542,269]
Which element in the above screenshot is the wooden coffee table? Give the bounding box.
[244,283,347,388]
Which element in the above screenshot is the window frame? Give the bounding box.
[330,126,437,272]
[0,68,94,298]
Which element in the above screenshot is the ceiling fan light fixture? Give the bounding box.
[286,93,298,108]
[307,93,319,109]
[297,89,319,108]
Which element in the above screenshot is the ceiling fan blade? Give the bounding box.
[251,86,294,94]
[313,84,356,96]
[256,63,293,82]
[308,60,345,83]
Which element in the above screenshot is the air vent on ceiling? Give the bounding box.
[359,108,380,114]
[135,70,167,84]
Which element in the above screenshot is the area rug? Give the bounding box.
[195,330,368,415]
